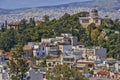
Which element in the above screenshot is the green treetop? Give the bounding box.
[8,44,29,80]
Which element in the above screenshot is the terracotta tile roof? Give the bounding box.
[97,71,110,75]
[12,58,31,64]
[8,22,20,26]
[76,62,94,65]
[24,59,32,63]
[23,45,32,50]
[0,50,4,53]
[5,52,12,57]
[115,74,120,77]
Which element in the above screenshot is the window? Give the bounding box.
[42,52,45,56]
[42,47,44,50]
[71,58,74,61]
[82,19,89,23]
[37,52,39,56]
[0,68,2,73]
[53,62,55,64]
[95,20,98,23]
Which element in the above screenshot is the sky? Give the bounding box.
[0,0,92,9]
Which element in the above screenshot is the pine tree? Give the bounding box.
[43,15,49,22]
[114,33,120,60]
[28,18,35,27]
[46,64,88,80]
[9,44,29,80]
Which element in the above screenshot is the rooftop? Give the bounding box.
[23,45,32,50]
[76,61,94,65]
[5,52,12,57]
[0,50,4,54]
[97,71,110,75]
[8,22,20,26]
[46,57,60,62]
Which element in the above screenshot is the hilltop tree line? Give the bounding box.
[0,12,119,59]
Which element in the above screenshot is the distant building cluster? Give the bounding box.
[0,7,120,23]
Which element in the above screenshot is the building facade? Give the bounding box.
[79,9,102,28]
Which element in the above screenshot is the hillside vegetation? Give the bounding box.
[0,12,120,59]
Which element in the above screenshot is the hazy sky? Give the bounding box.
[0,0,92,9]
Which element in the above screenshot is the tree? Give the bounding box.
[46,64,88,80]
[107,33,119,58]
[91,29,99,40]
[40,58,47,67]
[0,29,17,51]
[19,19,27,30]
[114,33,120,60]
[87,23,96,40]
[101,19,114,28]
[9,44,29,80]
[91,29,100,45]
[98,35,106,47]
[28,18,35,27]
[43,15,49,22]
[60,13,70,20]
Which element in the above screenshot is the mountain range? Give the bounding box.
[0,0,120,12]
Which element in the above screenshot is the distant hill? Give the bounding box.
[79,0,120,11]
[0,0,120,13]
[50,0,120,11]
[0,0,120,22]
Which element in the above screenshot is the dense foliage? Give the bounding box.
[0,12,120,59]
[46,64,88,80]
[8,44,29,80]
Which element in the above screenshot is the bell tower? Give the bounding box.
[90,9,98,18]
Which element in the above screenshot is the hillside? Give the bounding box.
[76,0,120,11]
[0,12,119,59]
[53,0,120,11]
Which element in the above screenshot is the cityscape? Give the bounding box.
[0,0,120,80]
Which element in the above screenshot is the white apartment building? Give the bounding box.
[73,46,107,60]
[41,33,78,46]
[115,61,120,73]
[33,43,46,58]
[46,44,59,57]
[59,44,72,53]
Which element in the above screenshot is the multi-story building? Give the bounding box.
[58,44,72,53]
[79,9,102,28]
[41,33,78,46]
[32,43,46,58]
[7,22,20,30]
[73,46,107,60]
[115,61,120,73]
[75,60,94,73]
[61,53,75,65]
[64,50,83,61]
[46,44,59,57]
[46,57,61,70]
[23,45,33,58]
